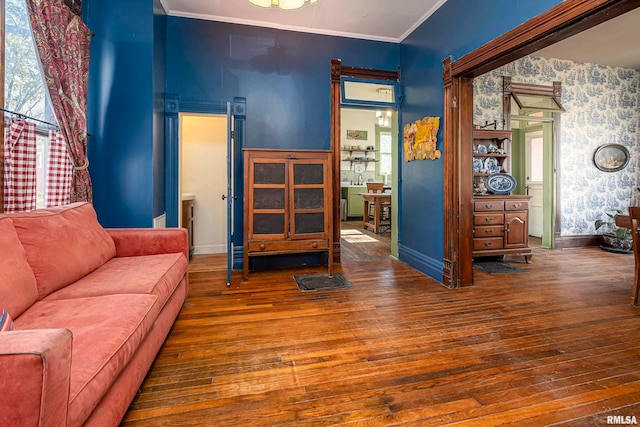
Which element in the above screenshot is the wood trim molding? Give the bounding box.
[444,0,640,287]
[554,235,603,249]
[330,59,342,262]
[330,59,400,264]
[340,66,399,82]
[452,0,640,78]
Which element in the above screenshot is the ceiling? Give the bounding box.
[159,1,640,69]
[534,7,640,70]
[159,0,447,43]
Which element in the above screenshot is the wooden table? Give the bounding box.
[360,193,391,234]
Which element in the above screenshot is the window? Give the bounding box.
[378,129,392,177]
[4,0,59,209]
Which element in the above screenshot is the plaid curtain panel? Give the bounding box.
[3,120,37,213]
[45,130,73,207]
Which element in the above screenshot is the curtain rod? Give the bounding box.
[1,107,59,129]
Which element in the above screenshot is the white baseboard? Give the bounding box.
[153,213,166,228]
[194,244,226,255]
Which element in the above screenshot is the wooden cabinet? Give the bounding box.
[243,149,333,280]
[344,187,365,218]
[472,129,512,196]
[472,129,532,262]
[181,199,194,259]
[473,195,531,261]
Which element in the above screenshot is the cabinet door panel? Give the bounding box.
[505,212,528,248]
[294,188,324,210]
[293,163,324,185]
[253,213,285,235]
[254,188,285,209]
[294,213,325,235]
[254,162,286,184]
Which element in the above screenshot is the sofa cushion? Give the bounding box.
[0,216,39,318]
[10,202,116,300]
[45,253,188,318]
[1,308,14,331]
[13,293,158,426]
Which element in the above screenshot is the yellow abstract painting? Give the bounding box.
[404,116,441,161]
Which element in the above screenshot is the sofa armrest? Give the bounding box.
[0,329,72,427]
[107,228,188,260]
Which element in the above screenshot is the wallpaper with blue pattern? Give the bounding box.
[474,55,640,236]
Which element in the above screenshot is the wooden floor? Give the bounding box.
[340,220,391,261]
[122,244,640,426]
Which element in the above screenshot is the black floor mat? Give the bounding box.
[294,273,352,291]
[473,261,526,274]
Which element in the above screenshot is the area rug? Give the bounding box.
[294,273,352,291]
[473,261,526,274]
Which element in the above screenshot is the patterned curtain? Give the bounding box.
[45,130,73,207]
[26,0,92,203]
[3,120,37,213]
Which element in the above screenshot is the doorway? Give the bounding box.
[512,117,556,248]
[442,0,635,288]
[179,113,228,255]
[525,130,544,238]
[339,107,397,261]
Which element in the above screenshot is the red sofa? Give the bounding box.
[0,202,189,426]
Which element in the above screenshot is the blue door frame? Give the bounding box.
[164,95,246,272]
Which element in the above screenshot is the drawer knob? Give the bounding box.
[485,204,493,209]
[513,203,521,208]
[486,229,493,234]
[312,242,318,248]
[259,243,265,250]
[485,217,494,222]
[484,242,493,247]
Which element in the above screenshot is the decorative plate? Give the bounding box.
[483,157,499,173]
[473,157,483,173]
[488,143,499,153]
[477,144,488,154]
[485,173,517,195]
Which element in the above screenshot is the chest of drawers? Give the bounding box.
[473,195,532,262]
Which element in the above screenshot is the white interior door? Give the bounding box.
[180,114,228,254]
[526,133,544,238]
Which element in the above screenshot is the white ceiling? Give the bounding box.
[159,0,448,43]
[159,1,640,69]
[533,7,640,70]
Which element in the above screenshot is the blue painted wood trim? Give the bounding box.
[164,94,180,227]
[398,243,444,284]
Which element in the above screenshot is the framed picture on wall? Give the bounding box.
[346,130,368,140]
[593,144,630,172]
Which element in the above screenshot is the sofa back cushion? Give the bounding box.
[0,216,39,318]
[10,202,116,299]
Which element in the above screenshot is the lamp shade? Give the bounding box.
[249,0,273,6]
[249,0,318,10]
[278,0,305,9]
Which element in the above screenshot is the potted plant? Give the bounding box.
[595,209,633,252]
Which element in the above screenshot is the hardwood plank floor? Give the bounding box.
[122,244,640,426]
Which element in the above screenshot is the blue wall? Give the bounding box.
[85,0,156,227]
[166,18,400,269]
[83,0,568,277]
[166,18,400,151]
[398,0,563,280]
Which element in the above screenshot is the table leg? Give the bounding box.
[373,200,380,234]
[362,199,369,229]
